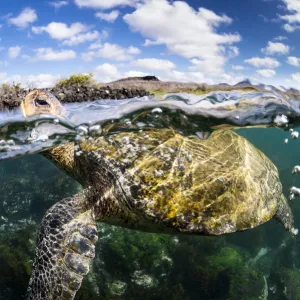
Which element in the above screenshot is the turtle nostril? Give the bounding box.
[35,99,49,106]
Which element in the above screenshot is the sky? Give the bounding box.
[1,0,300,89]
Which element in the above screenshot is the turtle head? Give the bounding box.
[21,90,66,118]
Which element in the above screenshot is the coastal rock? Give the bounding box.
[0,84,151,111]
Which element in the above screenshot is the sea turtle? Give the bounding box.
[20,90,294,300]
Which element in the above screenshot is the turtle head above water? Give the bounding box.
[21,89,66,118]
[20,90,76,182]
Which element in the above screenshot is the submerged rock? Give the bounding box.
[131,270,157,288]
[269,268,300,300]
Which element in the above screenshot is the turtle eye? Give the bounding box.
[35,99,49,106]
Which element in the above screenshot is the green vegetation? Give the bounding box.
[0,225,36,299]
[173,87,209,95]
[277,268,300,300]
[148,85,210,97]
[56,73,99,88]
[148,88,168,97]
[228,268,266,300]
[149,85,259,97]
[0,82,25,109]
[0,82,23,93]
[206,246,244,271]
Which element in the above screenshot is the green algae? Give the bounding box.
[0,226,36,299]
[228,268,266,300]
[206,246,244,272]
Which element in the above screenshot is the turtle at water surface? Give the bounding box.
[20,90,294,299]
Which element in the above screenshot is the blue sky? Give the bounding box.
[1,0,300,89]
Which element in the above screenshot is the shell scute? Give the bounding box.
[79,128,289,235]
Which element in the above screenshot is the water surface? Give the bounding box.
[1,91,300,299]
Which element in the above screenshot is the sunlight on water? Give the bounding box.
[1,90,300,160]
[2,89,300,207]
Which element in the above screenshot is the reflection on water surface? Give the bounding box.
[1,91,300,299]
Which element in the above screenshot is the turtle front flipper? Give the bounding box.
[27,191,98,300]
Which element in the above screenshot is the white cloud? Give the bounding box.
[219,73,246,85]
[292,72,300,82]
[8,46,21,59]
[159,70,206,83]
[123,1,241,77]
[228,46,239,58]
[256,69,276,78]
[232,65,245,70]
[283,23,300,32]
[62,30,99,46]
[94,62,245,85]
[32,22,100,46]
[143,39,162,47]
[95,43,132,60]
[287,56,300,66]
[74,0,139,9]
[99,29,109,40]
[188,56,227,76]
[48,1,69,9]
[32,48,76,61]
[261,41,290,55]
[88,41,102,50]
[133,58,176,70]
[94,63,149,82]
[127,46,141,55]
[123,70,148,78]
[82,42,140,61]
[32,22,87,40]
[0,73,7,81]
[244,57,280,68]
[280,0,300,32]
[81,52,96,61]
[2,74,61,88]
[274,35,288,41]
[87,30,109,50]
[95,10,119,22]
[94,63,207,84]
[95,63,120,82]
[285,74,300,88]
[9,7,37,29]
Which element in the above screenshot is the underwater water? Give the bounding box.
[1,91,300,299]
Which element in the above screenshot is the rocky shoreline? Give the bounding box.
[0,84,151,111]
[2,74,300,111]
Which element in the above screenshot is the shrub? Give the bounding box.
[0,82,23,93]
[56,73,98,87]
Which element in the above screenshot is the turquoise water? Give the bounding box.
[1,92,300,299]
[0,127,298,300]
